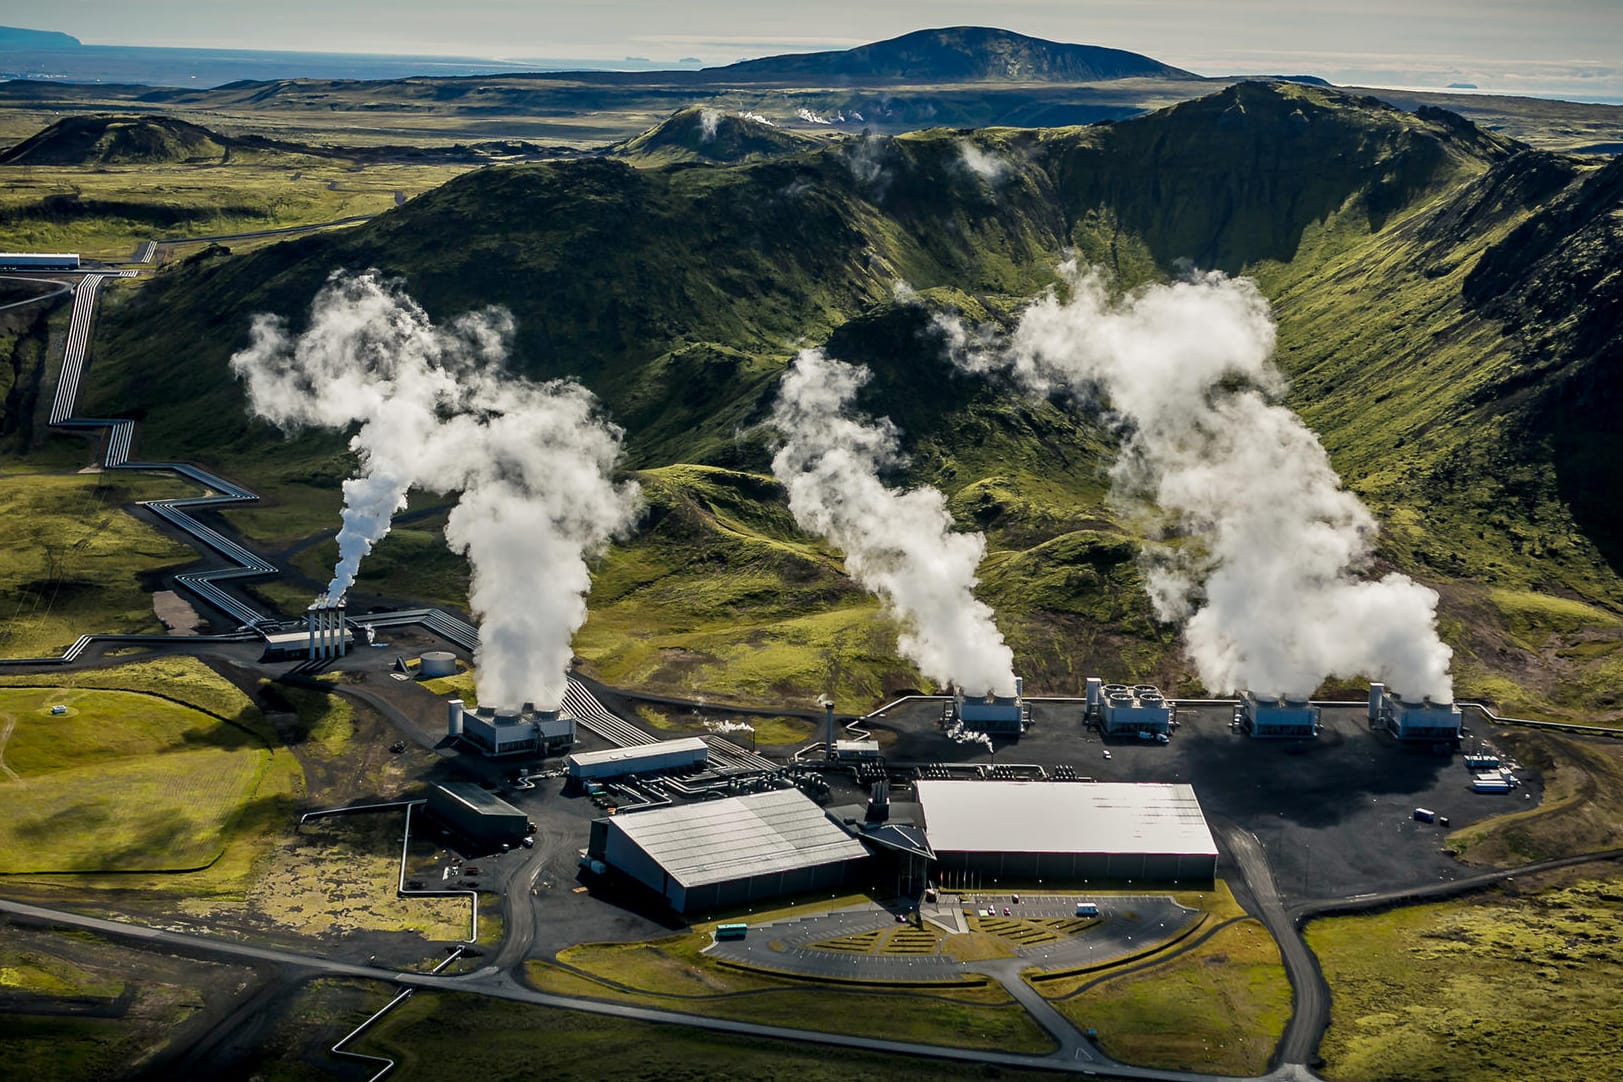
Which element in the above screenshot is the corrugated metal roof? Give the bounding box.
[608,789,868,889]
[915,781,1217,857]
[567,737,709,768]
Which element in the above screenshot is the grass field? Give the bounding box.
[0,685,272,872]
[0,156,472,260]
[1045,918,1290,1076]
[526,930,1054,1054]
[1306,864,1623,1081]
[0,658,304,900]
[0,472,197,658]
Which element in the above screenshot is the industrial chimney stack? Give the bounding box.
[821,698,835,760]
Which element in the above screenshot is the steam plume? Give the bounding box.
[231,271,640,710]
[231,272,507,601]
[771,350,1015,696]
[940,265,1452,701]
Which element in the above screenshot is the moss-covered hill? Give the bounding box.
[0,114,234,165]
[71,81,1623,718]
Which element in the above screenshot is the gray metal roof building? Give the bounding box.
[426,782,531,846]
[587,789,870,914]
[566,737,709,781]
[915,780,1217,886]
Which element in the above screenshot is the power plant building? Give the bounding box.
[1369,683,1462,743]
[1238,693,1320,738]
[914,780,1217,885]
[1091,683,1174,736]
[450,700,576,756]
[426,782,532,845]
[955,677,1027,734]
[567,738,709,781]
[587,789,870,914]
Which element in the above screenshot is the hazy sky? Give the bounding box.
[13,0,1622,99]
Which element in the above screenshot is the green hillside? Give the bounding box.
[0,113,233,165]
[610,107,826,166]
[57,81,1623,717]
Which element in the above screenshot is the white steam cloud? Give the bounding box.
[231,273,509,602]
[939,265,1453,701]
[770,349,1016,697]
[698,108,720,142]
[958,141,1007,185]
[231,271,640,710]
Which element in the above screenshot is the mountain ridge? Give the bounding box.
[53,81,1623,716]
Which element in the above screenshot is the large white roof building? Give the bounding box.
[914,780,1218,885]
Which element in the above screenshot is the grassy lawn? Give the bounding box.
[0,658,303,900]
[0,472,197,658]
[1446,731,1623,866]
[1045,918,1290,1076]
[1306,865,1623,1082]
[526,929,1053,1054]
[0,685,272,871]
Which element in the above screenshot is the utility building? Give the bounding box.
[426,782,532,846]
[566,738,708,782]
[1094,684,1173,737]
[1369,683,1462,744]
[955,677,1026,734]
[587,789,869,914]
[915,780,1217,886]
[453,702,576,756]
[1238,693,1320,738]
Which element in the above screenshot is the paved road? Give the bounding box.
[1219,825,1328,1069]
[0,273,73,313]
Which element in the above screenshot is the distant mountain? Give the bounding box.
[0,113,231,165]
[710,26,1196,83]
[609,107,824,164]
[0,26,79,50]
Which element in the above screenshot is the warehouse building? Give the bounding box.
[426,782,532,846]
[1238,692,1319,738]
[566,737,708,782]
[914,780,1217,885]
[586,789,870,914]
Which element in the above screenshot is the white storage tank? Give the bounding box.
[447,698,465,738]
[419,651,458,679]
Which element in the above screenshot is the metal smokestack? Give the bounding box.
[821,698,835,760]
[1368,682,1385,722]
[447,698,464,737]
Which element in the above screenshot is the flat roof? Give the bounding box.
[568,737,708,768]
[607,789,868,889]
[432,782,525,818]
[914,781,1218,858]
